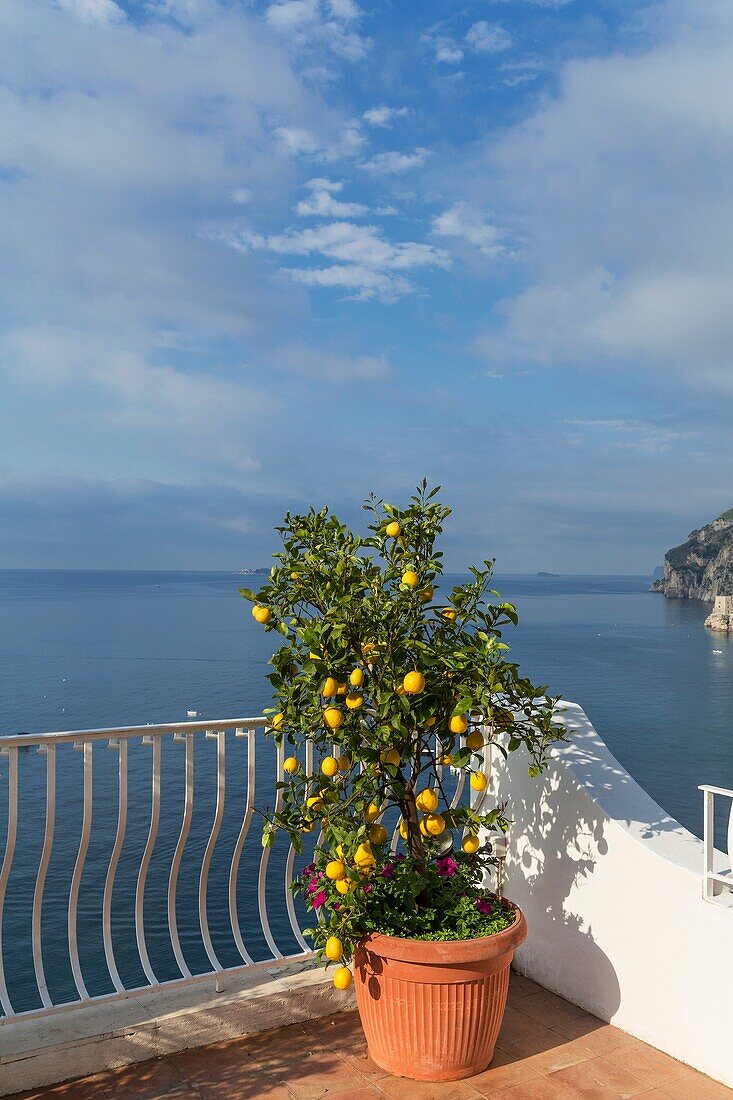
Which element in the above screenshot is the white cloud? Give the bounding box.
[360,148,429,174]
[433,203,509,257]
[274,119,366,160]
[265,0,369,62]
[423,20,510,64]
[422,25,464,64]
[220,220,450,300]
[465,22,511,53]
[55,0,125,24]
[275,343,391,380]
[363,106,412,128]
[296,179,368,217]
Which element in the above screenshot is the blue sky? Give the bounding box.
[1,0,732,572]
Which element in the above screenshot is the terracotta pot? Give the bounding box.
[353,901,527,1081]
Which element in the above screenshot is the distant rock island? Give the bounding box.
[536,571,560,577]
[651,508,733,600]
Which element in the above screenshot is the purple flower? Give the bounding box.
[436,856,458,878]
[476,899,493,916]
[394,853,406,861]
[333,902,341,911]
[303,863,316,876]
[312,891,327,909]
[381,863,394,879]
[363,883,372,894]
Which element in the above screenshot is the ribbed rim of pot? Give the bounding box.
[358,899,527,963]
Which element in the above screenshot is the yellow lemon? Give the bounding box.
[401,570,419,588]
[424,715,436,728]
[354,841,376,872]
[336,755,351,772]
[322,677,338,697]
[349,668,364,687]
[252,606,271,624]
[419,818,430,837]
[337,682,348,695]
[466,730,484,752]
[365,802,381,822]
[462,834,480,855]
[326,860,346,881]
[441,608,457,622]
[301,819,316,833]
[439,753,453,765]
[362,641,377,659]
[323,707,344,730]
[403,670,426,695]
[306,795,323,814]
[368,823,388,845]
[333,966,353,990]
[424,813,445,836]
[290,571,300,581]
[386,520,401,538]
[325,936,343,961]
[271,712,285,732]
[419,586,434,603]
[345,692,363,709]
[321,756,339,778]
[380,748,400,768]
[416,788,439,813]
[335,878,353,894]
[283,756,299,775]
[398,818,409,841]
[450,714,469,735]
[470,772,488,792]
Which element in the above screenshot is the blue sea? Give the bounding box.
[0,570,731,1012]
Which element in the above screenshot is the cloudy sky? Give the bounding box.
[1,0,732,572]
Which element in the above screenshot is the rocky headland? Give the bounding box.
[651,508,733,601]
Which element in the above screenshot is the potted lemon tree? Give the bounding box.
[242,483,561,1082]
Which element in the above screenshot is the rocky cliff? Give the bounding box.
[651,508,733,599]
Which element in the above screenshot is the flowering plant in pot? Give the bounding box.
[242,483,563,1082]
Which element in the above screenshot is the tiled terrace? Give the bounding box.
[9,975,730,1100]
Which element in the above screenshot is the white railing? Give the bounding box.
[0,718,487,1024]
[699,784,733,904]
[0,718,316,1022]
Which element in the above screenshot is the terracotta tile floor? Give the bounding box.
[10,975,731,1100]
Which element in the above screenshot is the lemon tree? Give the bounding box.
[241,481,562,980]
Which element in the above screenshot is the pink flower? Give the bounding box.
[436,856,458,878]
[312,891,327,909]
[333,902,341,910]
[363,883,372,894]
[476,898,493,916]
[308,876,320,893]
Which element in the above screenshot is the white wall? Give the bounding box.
[489,702,733,1088]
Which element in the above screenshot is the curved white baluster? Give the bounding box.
[257,736,285,959]
[102,738,127,994]
[229,729,255,965]
[135,736,161,986]
[199,730,225,973]
[286,733,322,949]
[32,746,56,1009]
[68,742,93,1000]
[450,734,467,809]
[727,797,733,877]
[168,733,194,979]
[0,747,18,1016]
